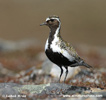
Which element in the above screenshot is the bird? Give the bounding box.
[40,15,92,82]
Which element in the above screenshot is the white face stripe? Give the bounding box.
[46,17,60,23]
[46,18,50,22]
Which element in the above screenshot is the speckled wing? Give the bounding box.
[67,43,80,59]
[61,40,81,61]
[62,41,92,68]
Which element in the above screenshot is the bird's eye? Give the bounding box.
[50,19,54,22]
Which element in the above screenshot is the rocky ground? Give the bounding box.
[0,39,106,100]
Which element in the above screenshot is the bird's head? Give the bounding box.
[40,15,61,29]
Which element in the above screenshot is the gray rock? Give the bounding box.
[0,82,105,99]
[0,38,40,52]
[0,83,25,100]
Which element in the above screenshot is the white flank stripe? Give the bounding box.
[62,49,75,61]
[50,27,75,62]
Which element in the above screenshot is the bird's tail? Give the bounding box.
[81,61,93,69]
[70,59,93,69]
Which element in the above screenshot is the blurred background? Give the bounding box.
[0,1,106,98]
[0,0,106,47]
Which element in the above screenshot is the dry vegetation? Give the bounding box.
[0,45,105,90]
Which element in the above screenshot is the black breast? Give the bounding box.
[45,48,76,66]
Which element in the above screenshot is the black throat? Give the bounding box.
[48,27,60,49]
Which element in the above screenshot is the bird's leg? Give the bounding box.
[64,67,68,83]
[58,66,63,83]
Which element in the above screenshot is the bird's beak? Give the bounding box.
[40,22,47,26]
